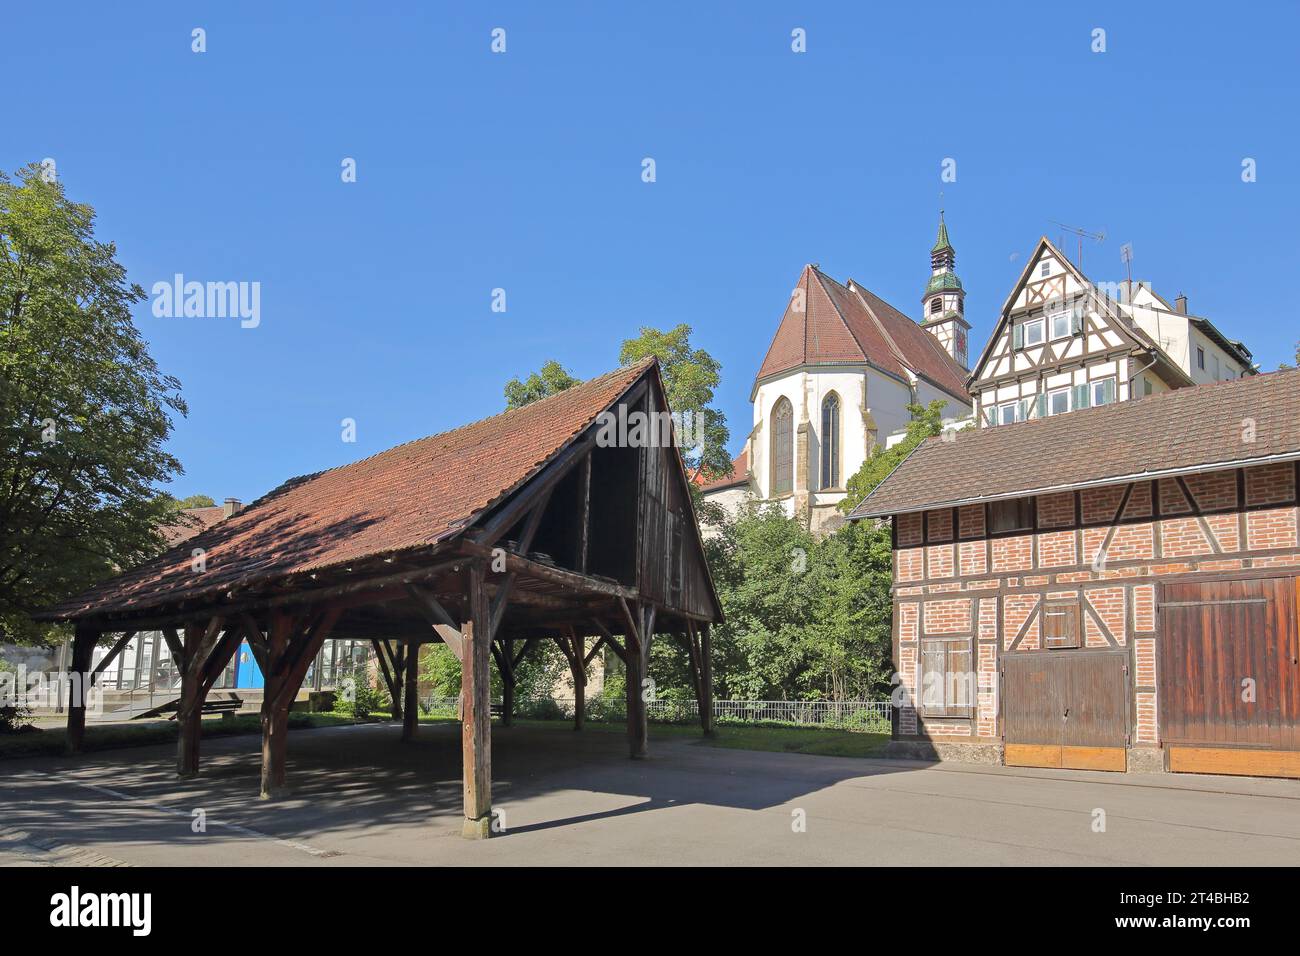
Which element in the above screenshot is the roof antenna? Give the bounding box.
[1050,221,1105,271]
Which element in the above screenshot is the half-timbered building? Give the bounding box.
[850,369,1300,779]
[38,358,723,838]
[968,237,1255,428]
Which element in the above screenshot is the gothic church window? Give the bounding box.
[820,393,841,489]
[771,397,793,496]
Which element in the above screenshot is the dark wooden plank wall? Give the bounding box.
[1160,576,1299,750]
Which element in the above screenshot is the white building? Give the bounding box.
[968,237,1255,427]
[700,217,973,534]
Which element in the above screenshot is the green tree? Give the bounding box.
[503,359,579,410]
[840,400,947,513]
[0,164,187,644]
[619,324,730,479]
[174,494,216,509]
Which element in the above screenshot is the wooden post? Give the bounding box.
[176,616,225,777]
[402,640,420,742]
[623,603,650,759]
[462,563,493,839]
[499,638,515,727]
[259,612,293,799]
[65,624,99,754]
[570,629,585,731]
[700,623,715,737]
[258,606,340,798]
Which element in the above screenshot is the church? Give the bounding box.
[700,216,973,534]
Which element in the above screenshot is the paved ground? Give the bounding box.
[2,721,1299,866]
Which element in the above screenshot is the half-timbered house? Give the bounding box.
[968,237,1255,428]
[850,369,1300,779]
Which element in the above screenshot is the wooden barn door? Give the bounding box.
[1160,575,1300,778]
[1003,652,1128,771]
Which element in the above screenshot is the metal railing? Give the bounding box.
[418,696,892,732]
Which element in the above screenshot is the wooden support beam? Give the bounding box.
[176,615,227,777]
[260,611,295,799]
[260,607,341,798]
[88,631,136,687]
[588,618,626,665]
[65,624,99,754]
[402,639,420,742]
[460,539,637,600]
[560,626,586,731]
[161,627,185,671]
[473,437,593,548]
[407,584,464,662]
[461,563,494,838]
[371,639,402,720]
[623,602,649,759]
[495,637,515,728]
[577,454,592,574]
[511,637,539,670]
[699,622,715,737]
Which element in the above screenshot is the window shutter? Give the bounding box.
[1035,393,1046,419]
[1072,384,1088,409]
[1018,397,1032,421]
[1102,378,1116,404]
[947,644,974,715]
[920,642,945,714]
[982,405,997,427]
[1012,324,1024,350]
[1070,311,1083,334]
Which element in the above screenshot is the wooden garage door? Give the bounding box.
[1160,576,1300,778]
[1003,652,1128,771]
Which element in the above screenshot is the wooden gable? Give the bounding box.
[968,238,1144,391]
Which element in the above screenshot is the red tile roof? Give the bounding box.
[163,506,226,547]
[754,265,970,403]
[42,360,655,621]
[850,369,1300,519]
[697,449,749,492]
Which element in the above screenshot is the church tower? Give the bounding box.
[920,212,971,368]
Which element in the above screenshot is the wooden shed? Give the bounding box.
[38,358,723,837]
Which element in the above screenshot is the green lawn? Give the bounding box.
[507,717,891,759]
[0,711,362,760]
[4,710,889,762]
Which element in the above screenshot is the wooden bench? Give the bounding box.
[166,697,243,722]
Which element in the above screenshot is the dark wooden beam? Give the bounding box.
[176,615,226,777]
[88,631,137,687]
[577,454,592,574]
[562,626,586,731]
[402,639,420,742]
[699,622,715,737]
[462,563,493,839]
[407,584,464,662]
[460,540,637,600]
[472,437,594,549]
[371,638,402,718]
[65,624,100,754]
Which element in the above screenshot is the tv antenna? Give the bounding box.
[1050,221,1106,270]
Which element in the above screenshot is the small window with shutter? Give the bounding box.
[920,639,975,718]
[989,498,1034,533]
[1042,600,1082,649]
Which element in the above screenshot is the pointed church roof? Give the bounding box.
[753,264,969,403]
[931,212,953,254]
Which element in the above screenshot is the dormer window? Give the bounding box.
[930,297,943,315]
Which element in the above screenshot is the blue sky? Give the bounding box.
[8,2,1298,503]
